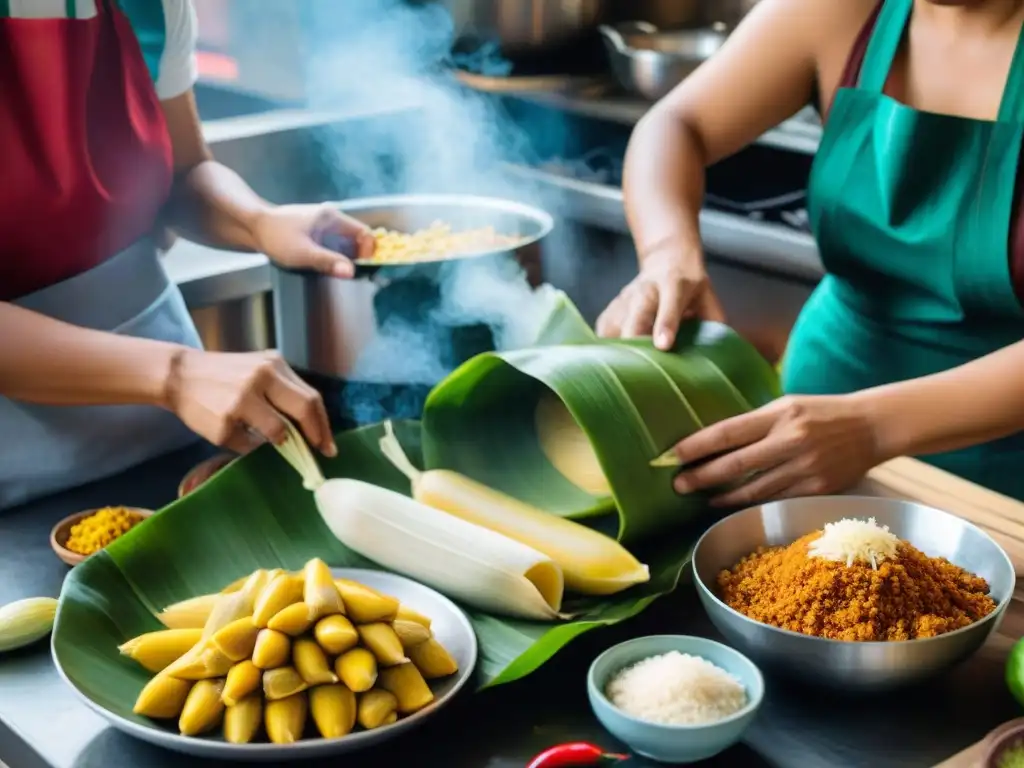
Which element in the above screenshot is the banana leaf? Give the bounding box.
[52,421,700,712]
[421,321,779,544]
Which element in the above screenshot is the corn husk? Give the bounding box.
[313,615,358,655]
[179,678,226,736]
[133,673,193,719]
[380,421,649,596]
[222,660,262,706]
[293,638,338,685]
[309,684,356,739]
[356,688,398,730]
[407,637,459,679]
[223,694,263,744]
[333,579,399,624]
[334,647,377,693]
[0,597,58,653]
[251,629,290,669]
[118,628,202,673]
[265,692,307,744]
[378,662,434,714]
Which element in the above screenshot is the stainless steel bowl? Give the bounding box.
[600,21,729,100]
[692,496,1015,693]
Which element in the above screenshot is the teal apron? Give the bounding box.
[783,0,1024,499]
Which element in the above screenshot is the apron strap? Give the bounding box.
[65,0,76,19]
[997,20,1024,122]
[857,0,913,92]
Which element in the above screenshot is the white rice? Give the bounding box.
[605,651,747,725]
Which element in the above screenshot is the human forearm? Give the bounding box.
[0,303,180,407]
[166,161,272,251]
[622,106,707,262]
[853,340,1024,459]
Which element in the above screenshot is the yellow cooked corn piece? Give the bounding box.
[391,619,431,649]
[162,643,234,680]
[210,617,259,661]
[263,666,309,701]
[379,421,649,596]
[357,689,398,730]
[251,629,291,669]
[303,558,345,620]
[378,662,434,714]
[118,628,203,673]
[222,659,262,706]
[313,614,359,655]
[334,579,399,624]
[334,647,377,692]
[219,575,248,594]
[265,692,307,744]
[309,684,357,739]
[266,602,314,636]
[157,594,217,630]
[252,573,303,628]
[293,638,338,685]
[407,637,459,679]
[357,623,407,666]
[199,591,254,644]
[179,678,226,736]
[395,603,432,630]
[133,673,193,719]
[223,693,263,744]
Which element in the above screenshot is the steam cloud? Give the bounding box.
[300,0,568,388]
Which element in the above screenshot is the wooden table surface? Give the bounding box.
[857,457,1024,768]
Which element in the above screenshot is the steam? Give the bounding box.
[300,0,571,390]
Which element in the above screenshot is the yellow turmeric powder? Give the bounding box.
[65,506,144,556]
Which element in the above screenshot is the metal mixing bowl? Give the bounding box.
[692,496,1015,693]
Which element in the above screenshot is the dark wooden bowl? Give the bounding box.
[49,507,153,567]
[980,718,1024,767]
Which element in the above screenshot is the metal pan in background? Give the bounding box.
[600,21,729,101]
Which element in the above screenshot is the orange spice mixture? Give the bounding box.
[717,532,997,641]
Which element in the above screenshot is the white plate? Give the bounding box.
[54,568,478,762]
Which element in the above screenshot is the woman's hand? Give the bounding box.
[670,395,886,506]
[251,204,376,278]
[597,247,726,351]
[165,348,336,458]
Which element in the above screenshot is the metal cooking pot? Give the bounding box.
[600,20,728,100]
[272,194,553,384]
[440,0,610,55]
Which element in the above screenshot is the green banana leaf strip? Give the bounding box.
[422,321,778,545]
[532,289,599,346]
[53,421,697,711]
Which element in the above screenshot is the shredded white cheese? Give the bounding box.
[807,516,900,569]
[605,651,747,725]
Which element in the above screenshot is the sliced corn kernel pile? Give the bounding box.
[368,221,522,264]
[65,506,145,556]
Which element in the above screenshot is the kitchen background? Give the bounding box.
[176,0,823,426]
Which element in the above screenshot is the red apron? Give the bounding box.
[0,0,173,300]
[0,0,202,510]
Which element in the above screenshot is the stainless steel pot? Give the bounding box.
[273,194,553,383]
[441,0,610,54]
[600,21,728,100]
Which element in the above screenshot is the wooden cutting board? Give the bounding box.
[855,457,1024,767]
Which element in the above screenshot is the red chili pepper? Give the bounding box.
[527,741,629,768]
